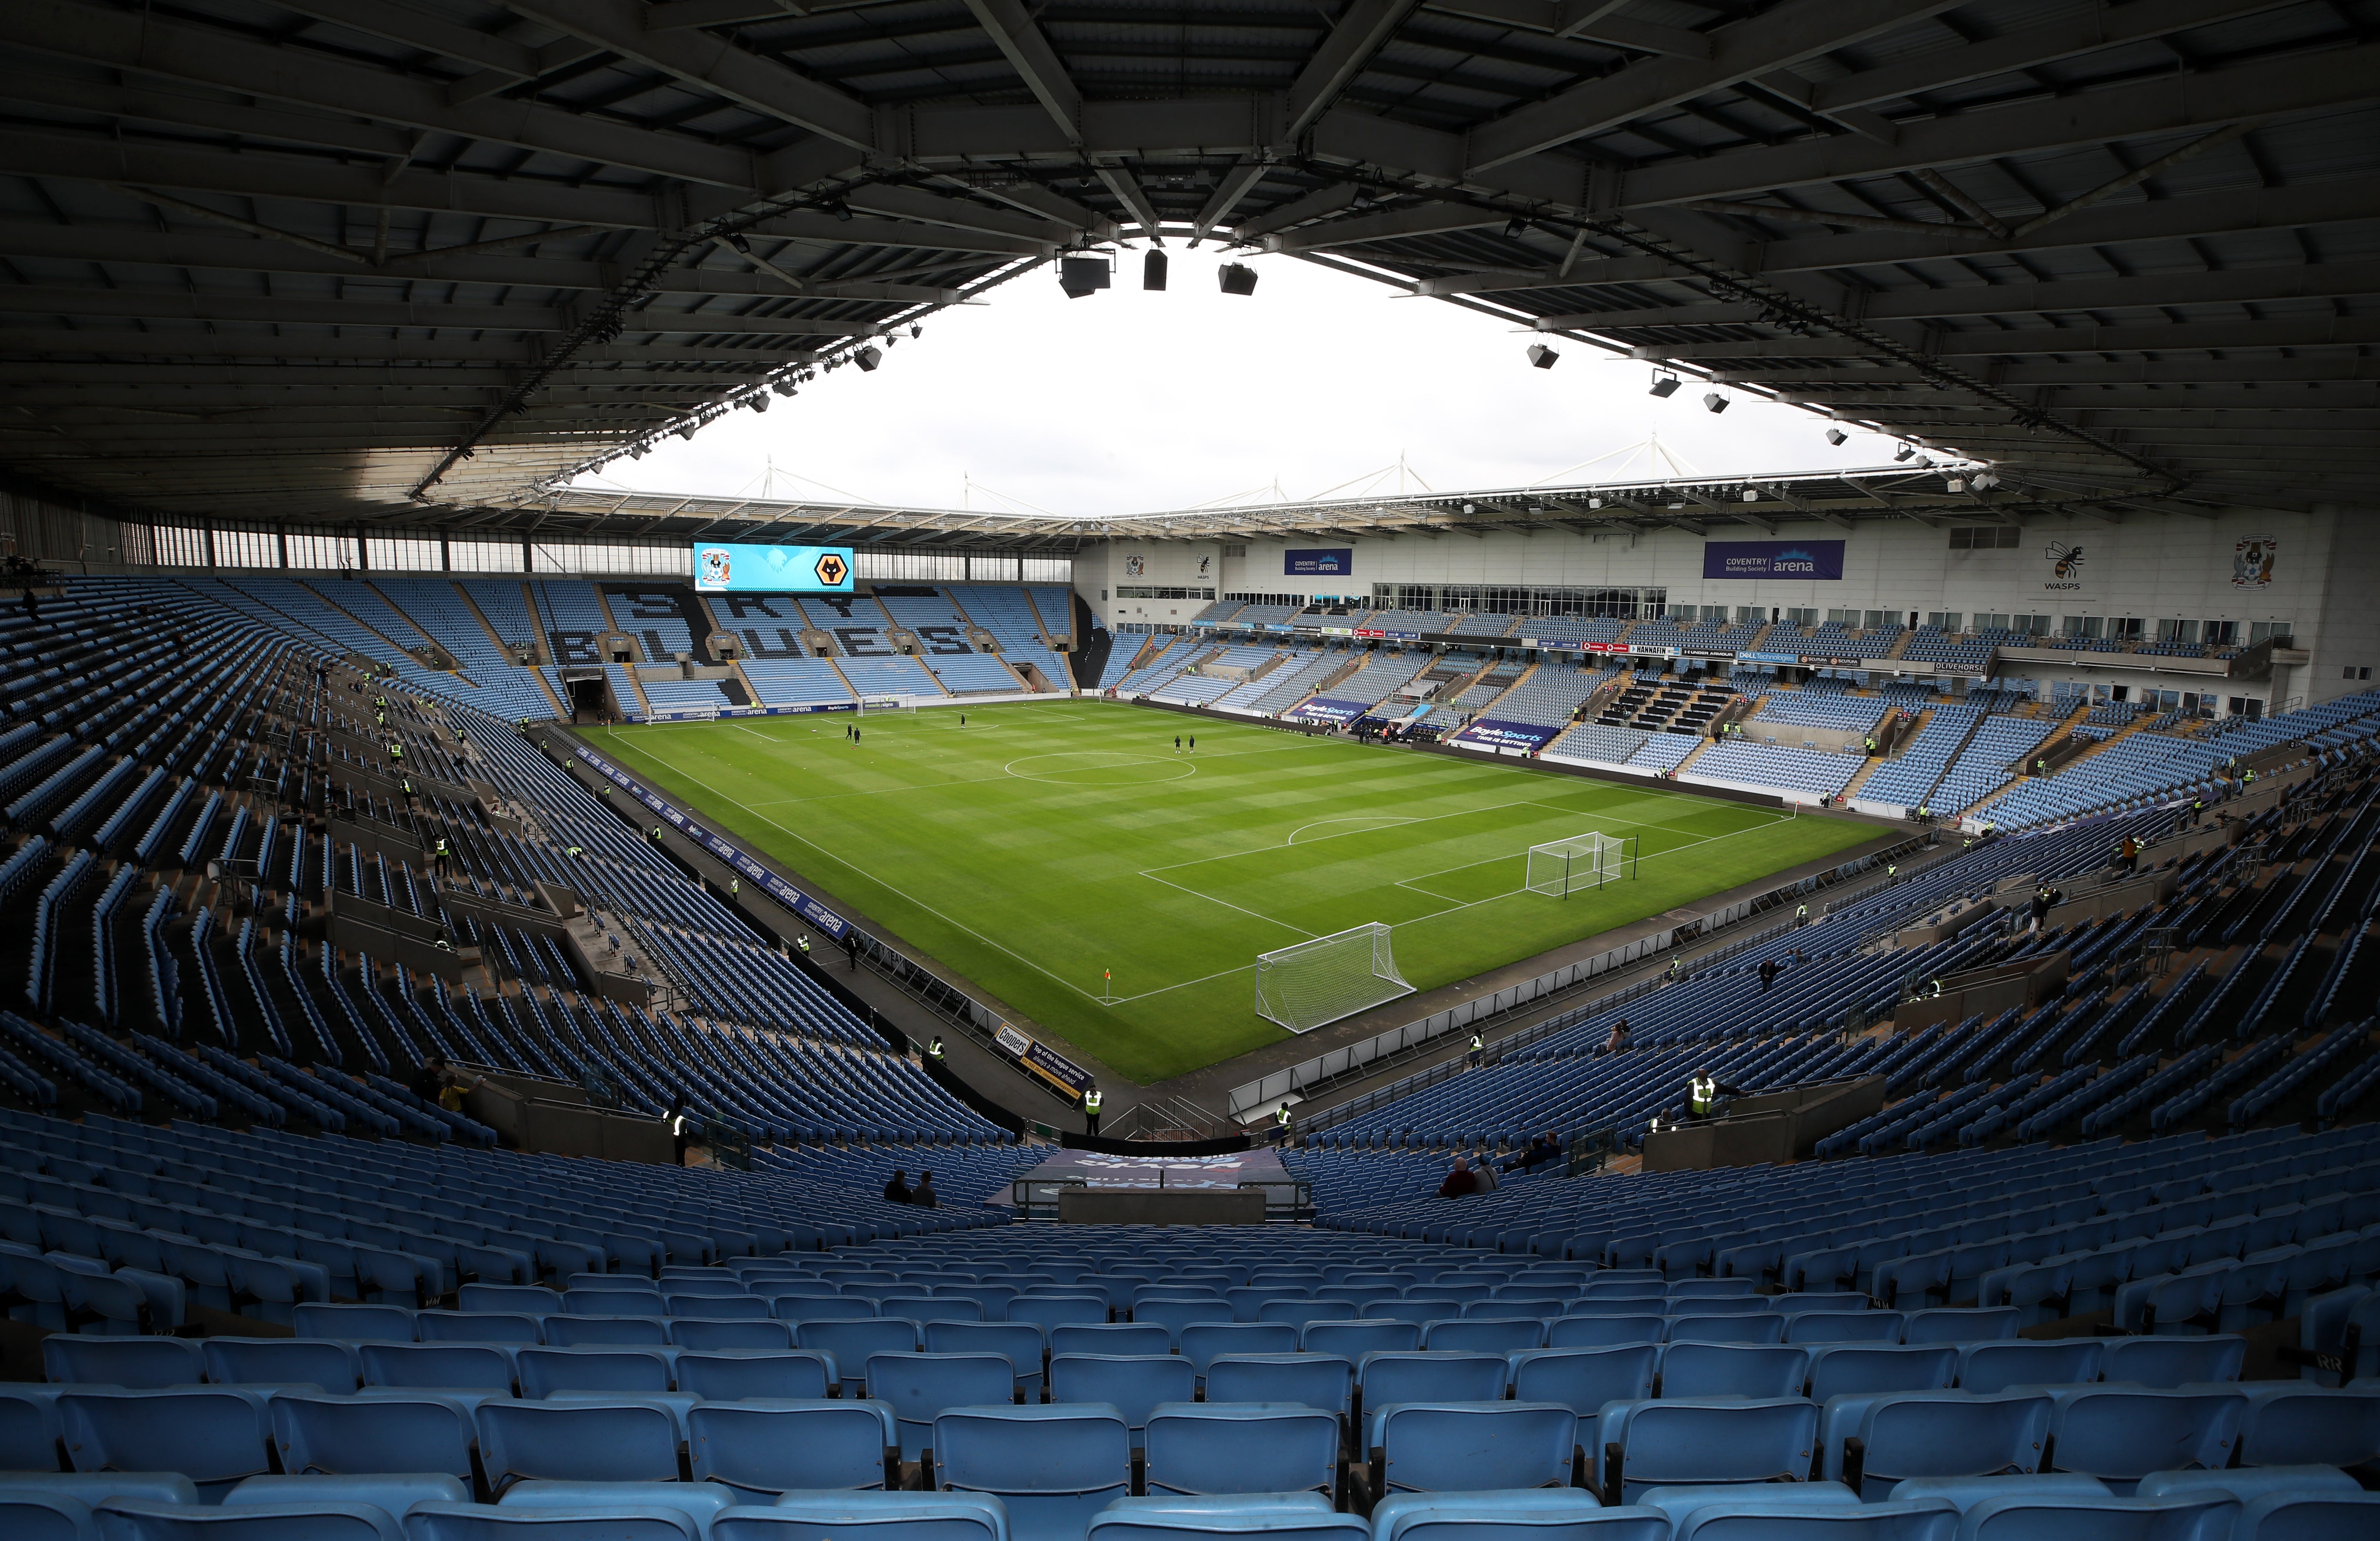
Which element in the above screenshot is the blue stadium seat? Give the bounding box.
[40,1337,203,1390]
[925,1323,1048,1397]
[204,1338,361,1391]
[403,1501,699,1541]
[2232,1491,2380,1541]
[1300,1321,1417,1359]
[1089,1496,1362,1541]
[1673,1498,1957,1541]
[1594,1397,1819,1503]
[673,1350,834,1401]
[60,1390,274,1500]
[800,1320,922,1393]
[1048,1355,1193,1447]
[1202,1354,1354,1419]
[1370,1492,1666,1541]
[931,1403,1130,1541]
[2041,1387,2243,1491]
[688,1399,899,1495]
[1508,1346,1658,1444]
[1358,1352,1508,1415]
[268,1393,478,1483]
[1822,1391,2052,1500]
[2099,1336,2245,1389]
[1954,1341,2103,1395]
[1364,1402,1576,1498]
[2233,1385,2380,1467]
[90,1498,403,1541]
[1177,1324,1294,1383]
[0,1494,91,1541]
[717,1494,1010,1541]
[1141,1403,1342,1498]
[1658,1343,1808,1399]
[1954,1493,2240,1541]
[872,1353,1024,1459]
[1807,1345,1957,1402]
[474,1398,681,1494]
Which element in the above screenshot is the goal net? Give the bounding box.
[1526,832,1633,896]
[646,701,719,722]
[1255,921,1415,1034]
[856,696,915,715]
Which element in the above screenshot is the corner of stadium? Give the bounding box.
[2,0,2378,1523]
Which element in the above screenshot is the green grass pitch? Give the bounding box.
[584,702,1878,1083]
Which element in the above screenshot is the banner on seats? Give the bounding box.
[567,743,850,940]
[1451,717,1562,752]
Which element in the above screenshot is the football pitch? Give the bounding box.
[583,702,1878,1083]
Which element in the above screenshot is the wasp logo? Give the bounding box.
[813,551,849,587]
[2046,542,2085,579]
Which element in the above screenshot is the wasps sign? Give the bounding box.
[2043,541,2085,591]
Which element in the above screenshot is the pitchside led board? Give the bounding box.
[692,542,856,593]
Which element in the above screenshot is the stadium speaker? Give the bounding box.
[1648,372,1681,398]
[1144,250,1168,291]
[1702,392,1729,413]
[854,345,883,371]
[1825,428,1847,445]
[1527,344,1559,369]
[1060,256,1111,298]
[1217,262,1259,296]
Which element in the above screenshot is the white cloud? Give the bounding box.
[582,253,1883,516]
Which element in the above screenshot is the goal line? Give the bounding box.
[1525,831,1636,897]
[1254,921,1415,1034]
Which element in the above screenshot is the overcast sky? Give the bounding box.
[582,251,1891,517]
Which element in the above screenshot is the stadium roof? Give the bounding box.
[0,0,2372,527]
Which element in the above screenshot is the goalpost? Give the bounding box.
[1526,832,1635,897]
[856,696,916,715]
[1255,921,1415,1034]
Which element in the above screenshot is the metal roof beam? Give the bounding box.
[0,0,756,190]
[488,0,877,150]
[1467,0,1962,171]
[1284,0,1425,141]
[1621,43,2380,209]
[960,0,1083,144]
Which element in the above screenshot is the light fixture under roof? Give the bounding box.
[1648,371,1681,398]
[1825,428,1848,446]
[1894,444,1916,461]
[1702,392,1729,414]
[1527,344,1558,369]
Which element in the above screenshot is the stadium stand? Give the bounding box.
[3,577,2380,1541]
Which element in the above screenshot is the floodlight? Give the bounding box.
[675,425,695,440]
[1059,256,1110,298]
[772,381,796,396]
[1527,343,1558,369]
[1144,250,1168,291]
[1463,503,1477,515]
[1503,217,1530,238]
[1742,488,1760,502]
[744,392,767,411]
[910,324,923,338]
[826,199,853,222]
[1218,262,1258,295]
[1648,372,1681,398]
[1946,478,1967,493]
[1893,444,1916,461]
[1825,428,1847,445]
[1702,392,1729,414]
[854,345,883,371]
[727,233,753,254]
[1587,498,1603,509]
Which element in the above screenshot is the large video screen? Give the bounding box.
[692,542,855,593]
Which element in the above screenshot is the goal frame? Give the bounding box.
[1525,832,1636,897]
[856,695,916,715]
[1254,920,1416,1034]
[646,701,720,723]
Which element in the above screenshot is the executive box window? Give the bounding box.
[1949,525,2021,550]
[1115,586,1214,600]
